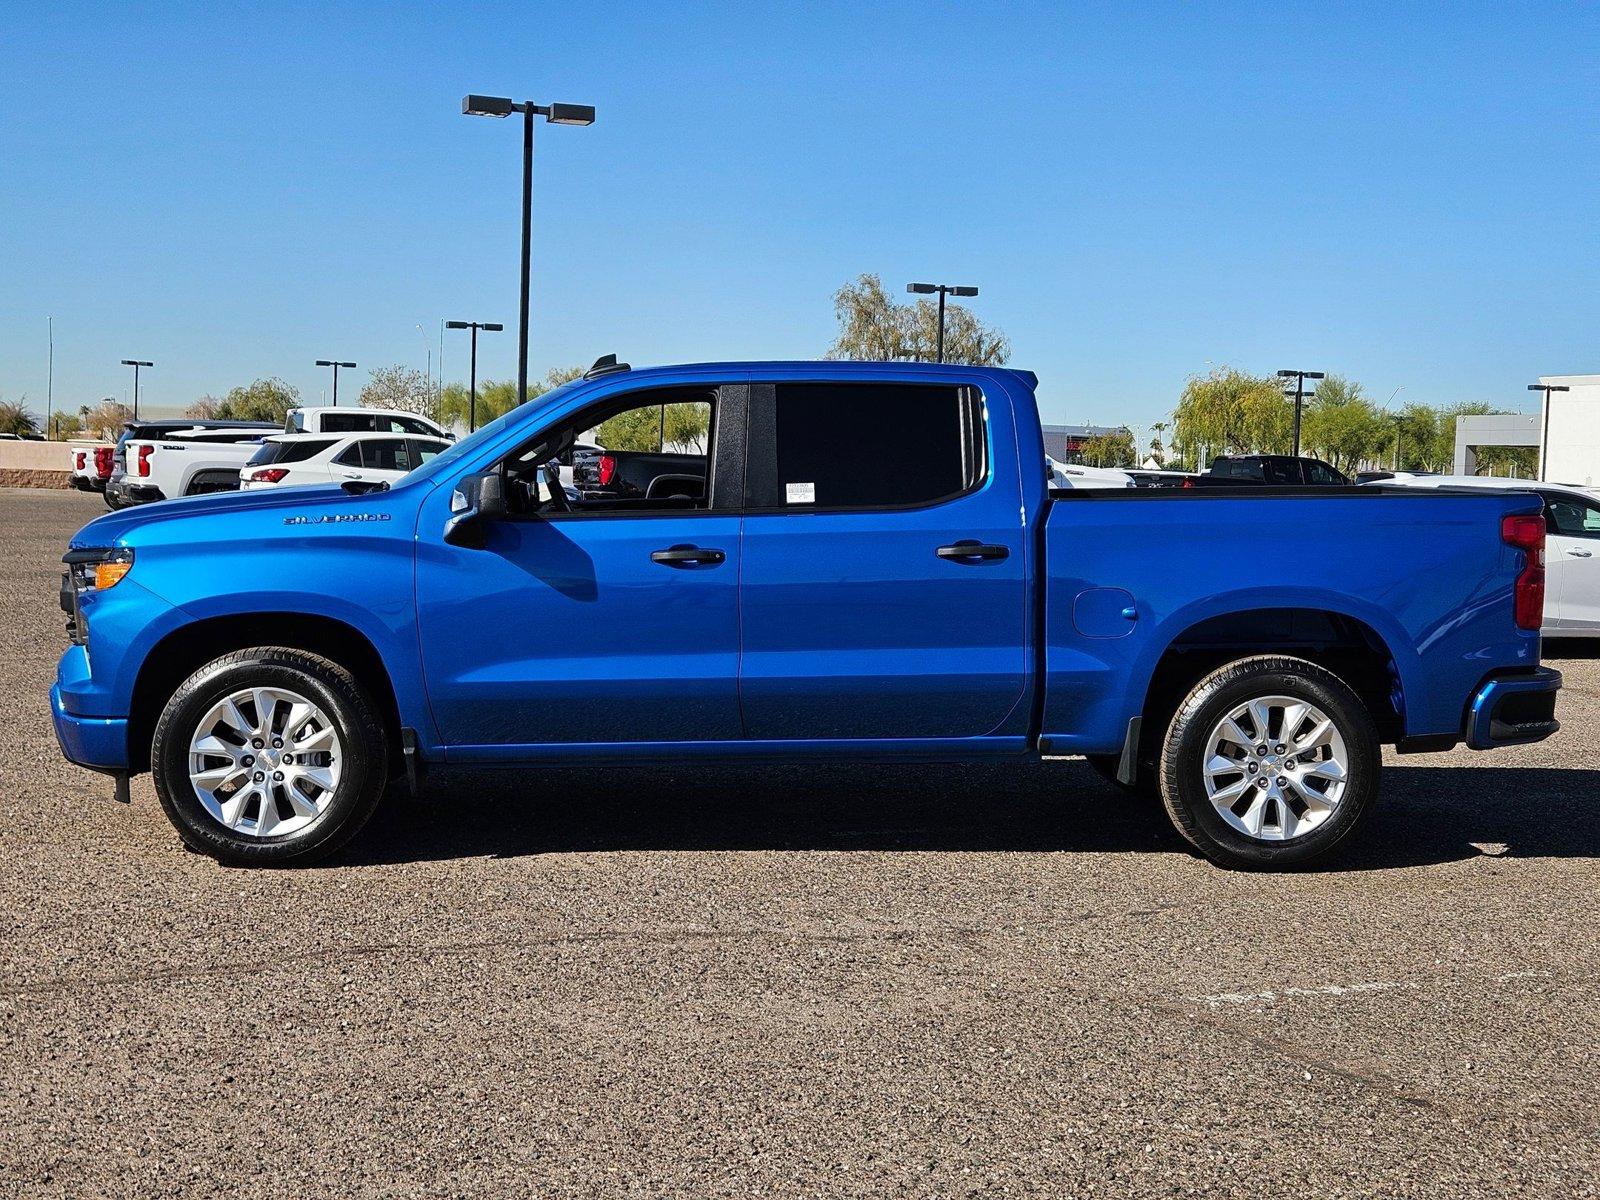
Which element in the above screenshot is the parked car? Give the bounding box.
[52,360,1557,871]
[69,443,114,493]
[284,406,453,441]
[1369,473,1600,637]
[1206,455,1351,485]
[240,432,452,491]
[104,420,279,509]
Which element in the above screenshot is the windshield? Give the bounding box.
[399,379,589,489]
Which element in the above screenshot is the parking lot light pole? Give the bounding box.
[1530,382,1571,481]
[120,360,153,419]
[445,321,504,432]
[907,283,979,364]
[461,94,595,408]
[315,360,357,407]
[1276,369,1325,457]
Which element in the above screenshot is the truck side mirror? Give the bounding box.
[443,471,507,549]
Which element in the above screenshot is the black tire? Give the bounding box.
[1157,655,1379,870]
[1084,753,1156,798]
[103,491,122,510]
[150,647,389,867]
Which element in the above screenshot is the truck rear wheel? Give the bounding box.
[150,647,388,867]
[1157,655,1378,870]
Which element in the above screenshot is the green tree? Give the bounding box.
[596,401,711,452]
[1391,402,1441,471]
[1147,421,1168,467]
[1172,367,1289,467]
[1077,430,1137,468]
[359,364,436,419]
[47,412,83,440]
[211,378,300,423]
[825,273,1010,365]
[437,366,584,430]
[0,398,41,437]
[81,401,131,440]
[1302,374,1385,472]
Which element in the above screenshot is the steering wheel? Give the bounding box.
[541,462,572,512]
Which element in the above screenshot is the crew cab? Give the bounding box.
[51,361,1560,870]
[105,420,279,507]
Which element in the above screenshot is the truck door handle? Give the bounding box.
[1566,548,1593,558]
[651,545,726,566]
[936,541,1010,563]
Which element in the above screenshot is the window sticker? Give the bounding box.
[785,481,816,505]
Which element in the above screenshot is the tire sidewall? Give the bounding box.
[1162,659,1379,869]
[151,650,384,866]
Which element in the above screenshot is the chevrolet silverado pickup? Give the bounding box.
[51,360,1560,869]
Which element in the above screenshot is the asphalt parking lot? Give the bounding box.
[2,487,1597,1198]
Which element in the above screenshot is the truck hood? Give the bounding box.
[70,483,364,549]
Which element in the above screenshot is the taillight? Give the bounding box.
[136,445,154,477]
[75,451,86,470]
[1502,513,1545,631]
[94,447,113,478]
[248,468,289,484]
[1181,477,1195,489]
[597,454,617,486]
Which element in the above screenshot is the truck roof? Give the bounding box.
[566,360,1037,389]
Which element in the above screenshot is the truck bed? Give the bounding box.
[1038,484,1544,755]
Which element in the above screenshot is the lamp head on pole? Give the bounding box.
[462,94,516,118]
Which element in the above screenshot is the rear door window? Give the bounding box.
[409,438,448,465]
[754,383,985,509]
[357,438,412,472]
[1546,496,1600,538]
[321,413,379,434]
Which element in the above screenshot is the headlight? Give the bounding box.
[65,546,134,592]
[61,547,134,645]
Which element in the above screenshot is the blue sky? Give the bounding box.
[1,1,1595,437]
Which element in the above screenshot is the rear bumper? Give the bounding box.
[106,478,165,505]
[51,683,130,773]
[1465,667,1561,750]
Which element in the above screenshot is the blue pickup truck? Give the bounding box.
[51,360,1560,870]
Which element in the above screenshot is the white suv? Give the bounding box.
[240,431,452,491]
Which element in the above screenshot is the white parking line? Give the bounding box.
[1193,970,1551,1007]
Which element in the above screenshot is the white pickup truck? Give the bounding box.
[284,406,453,440]
[104,420,279,508]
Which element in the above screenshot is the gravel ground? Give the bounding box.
[2,487,1597,1198]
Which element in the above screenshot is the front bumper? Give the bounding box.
[51,683,130,773]
[1465,667,1562,750]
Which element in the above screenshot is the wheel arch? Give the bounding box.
[1132,603,1409,758]
[127,613,404,774]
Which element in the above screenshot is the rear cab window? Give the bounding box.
[248,439,336,466]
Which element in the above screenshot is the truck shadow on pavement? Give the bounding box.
[337,760,1600,871]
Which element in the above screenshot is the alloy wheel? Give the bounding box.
[1201,694,1349,842]
[186,686,343,838]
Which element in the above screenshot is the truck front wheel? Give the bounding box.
[150,647,389,867]
[1157,655,1379,870]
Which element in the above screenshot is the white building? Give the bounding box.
[1539,374,1600,486]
